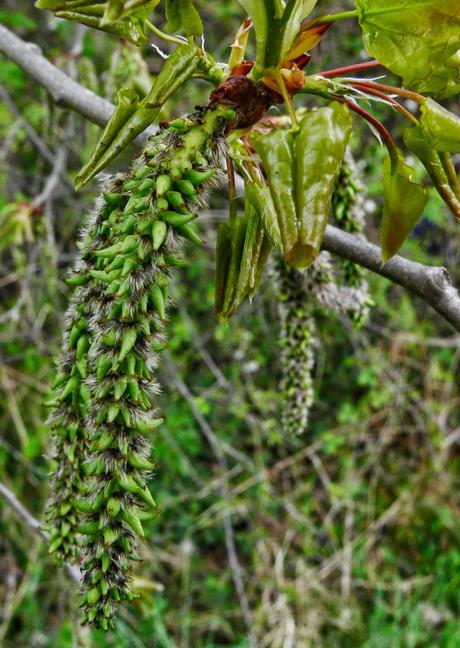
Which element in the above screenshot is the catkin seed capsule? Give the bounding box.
[163,210,196,226]
[176,180,196,198]
[175,223,202,245]
[185,168,216,186]
[155,174,172,196]
[155,198,169,213]
[166,191,186,212]
[151,221,168,251]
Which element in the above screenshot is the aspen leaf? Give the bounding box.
[380,152,427,263]
[165,0,203,36]
[419,99,460,154]
[356,0,460,99]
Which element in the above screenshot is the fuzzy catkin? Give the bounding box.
[332,152,373,325]
[45,186,121,564]
[275,255,317,437]
[275,153,372,437]
[45,105,231,629]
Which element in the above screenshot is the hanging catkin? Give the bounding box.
[45,105,232,627]
[331,151,373,325]
[274,151,372,437]
[275,255,317,437]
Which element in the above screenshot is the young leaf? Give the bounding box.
[404,127,460,220]
[251,102,351,269]
[250,127,298,260]
[75,88,140,189]
[214,194,272,322]
[419,99,460,154]
[380,151,427,263]
[356,0,460,99]
[36,1,150,45]
[144,43,199,108]
[165,0,203,36]
[76,44,199,187]
[294,102,352,268]
[245,181,282,251]
[238,0,317,69]
[103,0,159,23]
[278,0,318,65]
[282,18,330,64]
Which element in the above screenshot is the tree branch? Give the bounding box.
[322,226,460,332]
[1,24,460,331]
[0,24,155,142]
[0,481,81,584]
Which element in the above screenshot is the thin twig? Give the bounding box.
[0,481,81,584]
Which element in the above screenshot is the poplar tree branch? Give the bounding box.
[1,24,460,331]
[322,227,460,331]
[0,24,155,142]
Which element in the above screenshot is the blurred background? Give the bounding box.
[1,1,460,646]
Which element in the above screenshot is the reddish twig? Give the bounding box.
[351,82,419,124]
[319,60,382,78]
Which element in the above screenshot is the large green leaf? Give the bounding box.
[356,0,460,99]
[380,151,427,263]
[293,102,352,268]
[238,0,317,70]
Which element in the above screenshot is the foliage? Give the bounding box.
[0,0,460,646]
[356,0,460,99]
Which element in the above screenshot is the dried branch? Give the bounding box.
[1,24,460,331]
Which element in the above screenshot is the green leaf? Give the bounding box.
[165,0,203,36]
[380,151,427,263]
[75,88,141,189]
[238,0,317,69]
[250,127,298,258]
[279,0,318,65]
[250,102,351,269]
[144,43,199,107]
[294,102,352,268]
[36,1,150,45]
[76,44,199,187]
[356,0,460,99]
[214,186,272,322]
[404,126,460,220]
[419,98,460,154]
[103,0,159,23]
[245,180,282,251]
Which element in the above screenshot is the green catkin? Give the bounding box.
[331,151,373,326]
[275,152,373,437]
[50,105,231,629]
[275,255,317,437]
[46,175,129,564]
